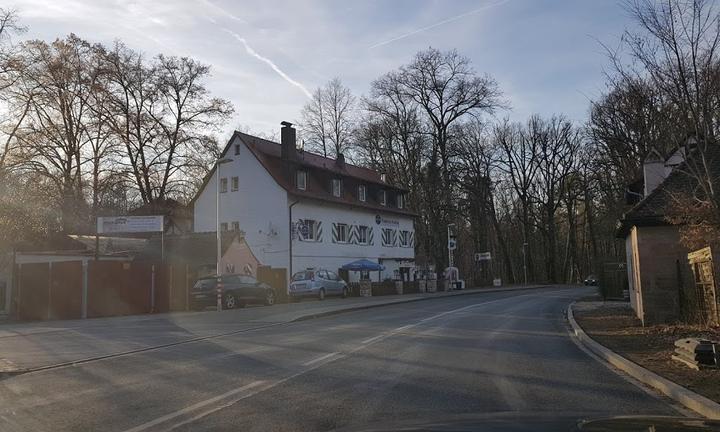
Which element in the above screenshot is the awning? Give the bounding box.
[341,259,385,271]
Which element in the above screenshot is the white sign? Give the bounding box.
[474,252,492,262]
[97,216,164,234]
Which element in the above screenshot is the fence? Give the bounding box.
[12,260,192,321]
[257,265,288,303]
[685,247,719,326]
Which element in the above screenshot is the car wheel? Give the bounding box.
[224,293,237,309]
[264,290,276,306]
[341,287,348,298]
[318,288,325,301]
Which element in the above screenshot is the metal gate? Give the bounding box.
[687,247,719,326]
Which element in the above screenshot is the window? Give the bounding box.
[327,271,339,281]
[379,190,387,206]
[232,221,240,231]
[234,144,240,155]
[334,223,348,243]
[231,176,239,192]
[380,173,387,182]
[358,185,366,202]
[238,275,257,284]
[220,177,228,193]
[220,222,228,231]
[399,230,411,247]
[297,170,307,190]
[382,228,397,247]
[332,179,342,197]
[299,219,319,241]
[357,225,369,245]
[397,193,404,209]
[318,270,328,280]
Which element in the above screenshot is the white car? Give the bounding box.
[288,269,348,301]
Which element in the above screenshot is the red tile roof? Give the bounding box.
[230,131,416,216]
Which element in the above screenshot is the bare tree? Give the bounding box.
[621,0,720,246]
[300,77,355,158]
[495,118,539,282]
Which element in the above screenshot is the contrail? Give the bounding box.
[369,0,509,49]
[200,0,246,23]
[223,29,312,99]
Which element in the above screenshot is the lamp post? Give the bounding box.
[216,157,233,312]
[522,242,528,286]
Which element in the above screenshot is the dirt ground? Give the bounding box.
[573,300,720,404]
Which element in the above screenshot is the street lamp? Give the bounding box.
[216,157,233,312]
[522,242,528,286]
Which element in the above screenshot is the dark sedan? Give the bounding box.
[190,274,276,310]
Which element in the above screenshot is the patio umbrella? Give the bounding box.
[341,259,385,282]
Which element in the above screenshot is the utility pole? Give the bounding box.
[522,242,528,286]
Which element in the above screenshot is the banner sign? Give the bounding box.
[97,216,164,234]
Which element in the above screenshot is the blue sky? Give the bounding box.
[9,0,636,139]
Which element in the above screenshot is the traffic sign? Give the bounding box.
[474,252,492,262]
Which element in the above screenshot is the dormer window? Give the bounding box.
[297,170,307,190]
[379,190,386,206]
[397,193,404,209]
[358,185,366,202]
[332,179,342,197]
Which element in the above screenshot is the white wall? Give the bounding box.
[192,135,416,284]
[193,136,290,270]
[292,200,415,282]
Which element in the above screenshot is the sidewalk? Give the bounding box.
[0,285,551,374]
[569,300,720,419]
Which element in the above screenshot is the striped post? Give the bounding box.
[216,276,223,312]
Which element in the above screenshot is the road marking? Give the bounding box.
[302,352,340,366]
[123,290,568,432]
[122,380,265,432]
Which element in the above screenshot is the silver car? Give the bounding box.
[289,269,348,301]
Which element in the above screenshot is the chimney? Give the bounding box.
[642,147,666,197]
[281,121,296,160]
[336,152,345,167]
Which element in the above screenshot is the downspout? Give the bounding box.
[288,200,299,289]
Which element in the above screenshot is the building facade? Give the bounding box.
[192,122,416,284]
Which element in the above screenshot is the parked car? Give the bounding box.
[289,269,348,301]
[190,274,276,310]
[583,274,598,286]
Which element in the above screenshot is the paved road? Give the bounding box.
[0,286,678,431]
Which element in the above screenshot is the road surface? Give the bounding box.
[0,286,679,431]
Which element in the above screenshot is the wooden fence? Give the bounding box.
[12,261,192,321]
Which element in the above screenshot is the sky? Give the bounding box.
[7,0,636,140]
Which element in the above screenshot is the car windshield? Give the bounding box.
[4,2,720,431]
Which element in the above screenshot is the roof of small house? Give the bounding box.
[616,144,720,237]
[138,231,243,263]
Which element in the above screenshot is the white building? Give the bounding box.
[192,122,416,284]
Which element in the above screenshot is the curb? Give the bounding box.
[291,285,553,322]
[1,285,554,378]
[567,302,720,420]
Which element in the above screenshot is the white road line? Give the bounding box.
[125,290,565,432]
[122,380,265,432]
[361,334,386,344]
[302,352,340,367]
